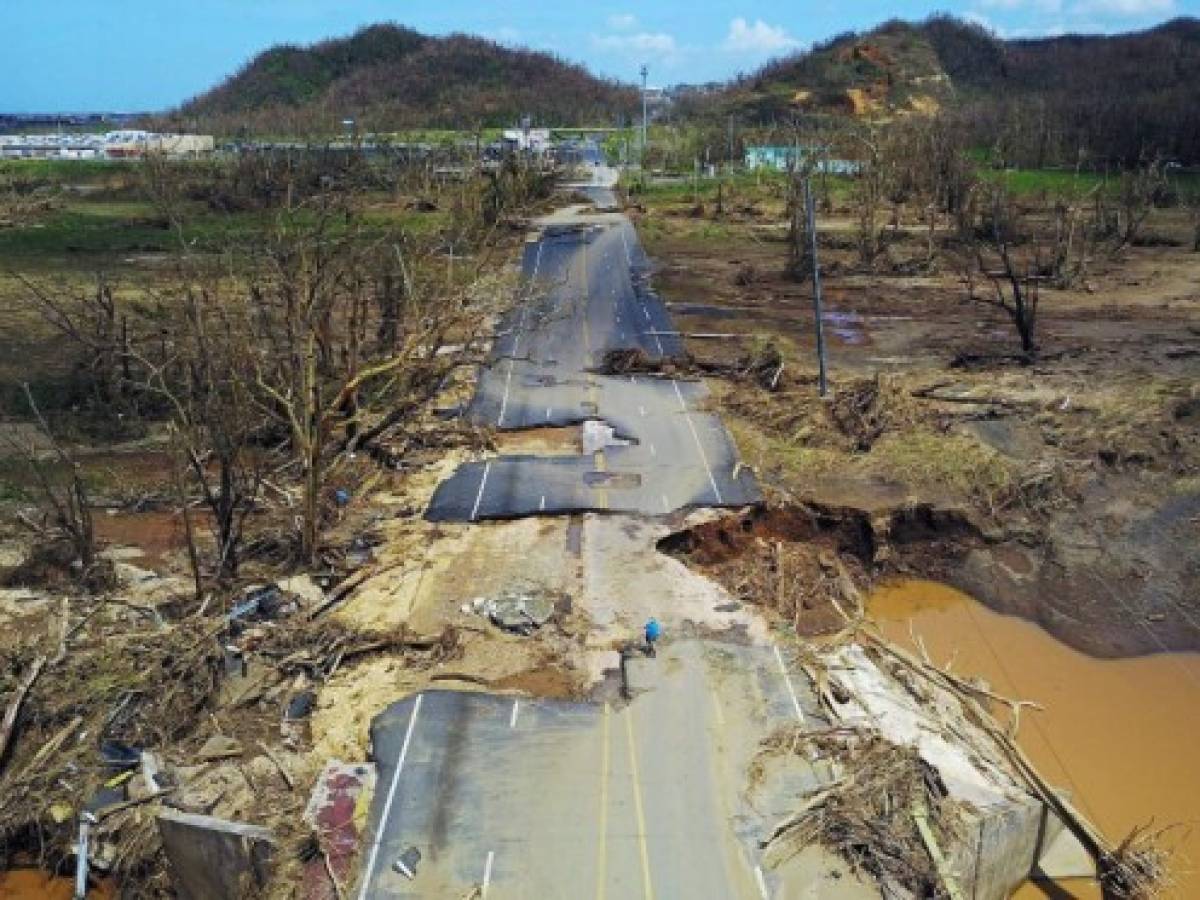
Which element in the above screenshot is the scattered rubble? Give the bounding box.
[462,587,558,634]
[157,809,274,900]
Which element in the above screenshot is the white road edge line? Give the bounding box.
[773,644,807,725]
[510,700,520,728]
[497,359,515,427]
[755,865,770,899]
[470,462,492,522]
[483,850,495,896]
[539,495,546,511]
[496,237,544,429]
[649,325,665,356]
[672,380,724,504]
[356,694,424,900]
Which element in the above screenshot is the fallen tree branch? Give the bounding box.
[258,742,294,790]
[0,655,47,774]
[17,714,82,781]
[95,787,176,821]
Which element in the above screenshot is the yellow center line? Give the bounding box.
[595,703,611,900]
[710,687,726,729]
[623,709,656,900]
[579,232,609,508]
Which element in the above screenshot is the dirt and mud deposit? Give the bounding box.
[869,579,1200,899]
[92,508,192,567]
[639,199,1200,660]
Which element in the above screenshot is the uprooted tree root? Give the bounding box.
[760,727,967,898]
[1100,824,1176,900]
[598,341,785,390]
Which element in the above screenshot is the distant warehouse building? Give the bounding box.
[103,131,215,159]
[744,145,860,175]
[149,133,215,157]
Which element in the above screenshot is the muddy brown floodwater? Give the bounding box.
[92,508,193,566]
[0,870,113,898]
[868,580,1200,899]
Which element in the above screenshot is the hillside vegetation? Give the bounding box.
[161,24,637,135]
[698,16,1200,166]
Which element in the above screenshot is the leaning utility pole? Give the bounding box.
[640,64,649,170]
[805,177,829,397]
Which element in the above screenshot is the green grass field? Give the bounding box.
[979,166,1200,198]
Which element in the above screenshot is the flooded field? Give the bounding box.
[868,579,1200,899]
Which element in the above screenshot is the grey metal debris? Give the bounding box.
[462,587,556,634]
[393,845,422,879]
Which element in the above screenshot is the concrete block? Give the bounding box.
[158,808,274,900]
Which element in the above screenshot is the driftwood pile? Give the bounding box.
[0,585,457,890]
[761,726,965,897]
[764,583,1173,900]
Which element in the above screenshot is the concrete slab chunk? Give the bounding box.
[158,808,274,900]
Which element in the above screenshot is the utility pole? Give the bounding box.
[640,64,649,171]
[805,177,829,398]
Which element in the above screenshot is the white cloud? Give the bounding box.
[593,31,678,56]
[723,18,800,54]
[1071,0,1174,14]
[979,0,1063,11]
[607,13,638,30]
[975,0,1173,21]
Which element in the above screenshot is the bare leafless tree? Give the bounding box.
[850,129,885,267]
[135,277,266,584]
[11,273,136,412]
[1113,157,1167,251]
[973,186,1043,356]
[7,385,96,574]
[1186,192,1200,253]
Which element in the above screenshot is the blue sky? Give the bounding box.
[3,0,1194,111]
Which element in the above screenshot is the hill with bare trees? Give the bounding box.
[161,24,638,135]
[696,16,1200,167]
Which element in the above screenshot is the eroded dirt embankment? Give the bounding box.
[637,189,1200,658]
[658,483,1200,658]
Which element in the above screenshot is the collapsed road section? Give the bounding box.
[355,641,819,900]
[426,194,760,521]
[342,164,1132,900]
[351,637,1105,899]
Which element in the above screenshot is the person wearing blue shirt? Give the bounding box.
[644,618,661,657]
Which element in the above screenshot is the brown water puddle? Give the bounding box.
[0,870,113,898]
[92,508,194,566]
[868,580,1200,899]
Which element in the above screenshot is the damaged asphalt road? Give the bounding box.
[426,183,760,521]
[350,162,830,899]
[356,640,835,900]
